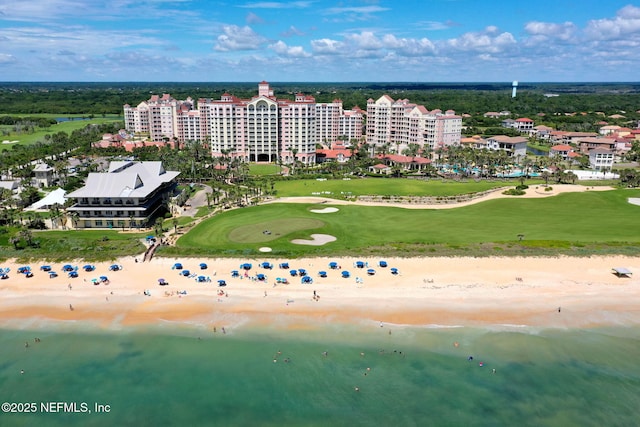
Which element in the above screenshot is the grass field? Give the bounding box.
[273,177,531,198]
[0,230,146,262]
[166,189,640,258]
[0,114,123,146]
[249,163,282,176]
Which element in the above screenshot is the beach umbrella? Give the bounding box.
[256,273,266,281]
[196,275,207,282]
[181,270,190,276]
[68,271,78,278]
[290,269,298,277]
[83,264,95,272]
[100,276,108,282]
[40,265,52,272]
[301,276,313,284]
[158,278,168,286]
[279,262,289,269]
[18,266,31,274]
[298,269,307,276]
[378,260,388,268]
[172,262,183,270]
[62,264,73,271]
[355,261,365,268]
[109,264,122,271]
[329,262,338,269]
[0,274,8,280]
[217,279,227,287]
[241,263,252,270]
[341,271,350,278]
[318,271,327,278]
[231,270,240,278]
[367,269,376,275]
[199,263,207,270]
[390,268,398,275]
[49,271,58,278]
[261,262,273,269]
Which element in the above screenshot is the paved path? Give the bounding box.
[181,185,212,217]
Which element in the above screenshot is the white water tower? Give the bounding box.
[512,81,518,98]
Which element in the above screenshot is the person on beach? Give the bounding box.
[69,304,74,311]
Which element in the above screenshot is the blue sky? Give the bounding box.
[1,0,639,82]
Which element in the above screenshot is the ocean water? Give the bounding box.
[1,323,639,427]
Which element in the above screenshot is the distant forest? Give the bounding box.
[1,81,639,119]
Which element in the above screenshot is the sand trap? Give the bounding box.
[310,207,339,214]
[291,234,337,246]
[259,247,273,252]
[629,198,640,206]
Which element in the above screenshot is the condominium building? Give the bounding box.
[366,95,461,154]
[123,82,364,165]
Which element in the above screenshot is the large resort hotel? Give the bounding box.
[66,161,179,229]
[123,82,462,165]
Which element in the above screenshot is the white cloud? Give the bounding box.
[269,40,311,57]
[0,53,16,64]
[344,31,383,50]
[585,5,640,40]
[524,21,577,42]
[446,27,517,54]
[280,25,305,37]
[214,25,267,51]
[245,12,265,25]
[310,38,344,54]
[381,34,436,56]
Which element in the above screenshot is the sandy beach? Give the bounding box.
[1,255,638,332]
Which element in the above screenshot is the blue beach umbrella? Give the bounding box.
[329,262,338,269]
[341,271,350,278]
[318,271,327,278]
[199,263,208,270]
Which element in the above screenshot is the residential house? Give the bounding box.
[65,161,179,229]
[485,135,528,158]
[588,149,614,171]
[576,137,617,154]
[549,144,580,162]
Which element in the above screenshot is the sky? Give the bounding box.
[1,0,640,82]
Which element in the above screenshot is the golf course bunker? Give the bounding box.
[291,234,337,246]
[629,198,640,206]
[259,247,272,252]
[310,207,339,214]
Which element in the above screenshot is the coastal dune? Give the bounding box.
[1,255,638,331]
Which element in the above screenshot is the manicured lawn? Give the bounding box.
[274,177,521,198]
[0,114,123,146]
[168,189,640,257]
[249,163,282,176]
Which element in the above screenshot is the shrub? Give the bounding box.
[545,186,553,192]
[502,188,526,196]
[515,184,529,190]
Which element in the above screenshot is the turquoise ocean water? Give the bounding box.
[1,323,640,427]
